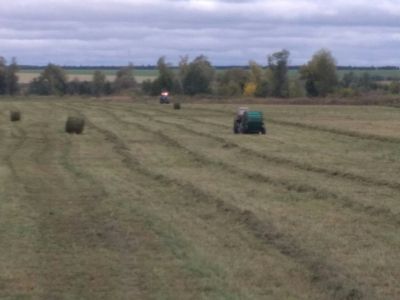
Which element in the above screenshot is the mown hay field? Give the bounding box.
[0,98,399,300]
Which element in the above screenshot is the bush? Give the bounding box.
[389,81,400,94]
[173,102,181,110]
[243,82,257,97]
[28,64,68,95]
[337,87,359,97]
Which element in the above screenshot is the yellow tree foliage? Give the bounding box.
[243,82,257,96]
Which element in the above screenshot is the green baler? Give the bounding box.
[233,109,266,134]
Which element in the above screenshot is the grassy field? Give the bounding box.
[0,98,399,299]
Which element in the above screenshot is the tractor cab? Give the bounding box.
[237,107,248,119]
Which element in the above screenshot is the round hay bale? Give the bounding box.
[10,110,21,122]
[173,102,181,110]
[65,117,85,134]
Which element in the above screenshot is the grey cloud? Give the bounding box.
[0,0,400,65]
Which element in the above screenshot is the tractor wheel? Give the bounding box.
[233,122,239,134]
[260,127,266,135]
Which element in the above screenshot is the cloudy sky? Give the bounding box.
[1,0,400,66]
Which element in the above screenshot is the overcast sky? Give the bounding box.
[1,0,400,66]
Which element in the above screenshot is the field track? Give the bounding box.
[0,99,399,299]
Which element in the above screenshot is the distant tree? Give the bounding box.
[0,57,7,94]
[29,64,68,95]
[178,55,189,81]
[341,71,358,88]
[217,68,249,96]
[78,81,92,95]
[148,56,179,95]
[67,79,93,96]
[254,80,269,97]
[114,63,136,92]
[247,61,269,97]
[6,58,19,95]
[67,79,81,95]
[175,55,191,94]
[92,70,106,97]
[182,55,215,95]
[248,60,264,84]
[141,79,154,95]
[243,82,257,97]
[358,72,372,91]
[389,81,400,94]
[156,56,175,91]
[104,81,113,95]
[300,49,338,97]
[289,79,305,97]
[267,49,290,97]
[300,66,318,97]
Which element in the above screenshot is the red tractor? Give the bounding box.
[160,90,170,104]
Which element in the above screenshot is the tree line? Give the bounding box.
[0,57,19,95]
[1,49,399,98]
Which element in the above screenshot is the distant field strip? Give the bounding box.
[0,99,399,300]
[17,69,157,84]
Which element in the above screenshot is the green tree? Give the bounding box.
[389,81,400,94]
[0,57,7,94]
[67,79,82,95]
[178,55,189,81]
[247,61,269,97]
[255,80,269,97]
[182,55,215,95]
[114,63,136,92]
[156,56,175,91]
[217,68,249,96]
[289,79,305,97]
[141,79,153,95]
[148,57,179,95]
[29,63,68,95]
[6,58,19,95]
[248,60,263,84]
[267,49,290,97]
[300,49,338,97]
[358,72,372,91]
[341,71,358,88]
[92,70,107,97]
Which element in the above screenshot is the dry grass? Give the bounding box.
[0,98,399,299]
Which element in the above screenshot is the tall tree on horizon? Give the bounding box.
[267,49,290,97]
[300,49,338,97]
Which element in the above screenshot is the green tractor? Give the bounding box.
[233,107,266,134]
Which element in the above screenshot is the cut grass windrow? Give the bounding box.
[131,105,400,192]
[3,125,27,178]
[77,106,372,300]
[267,118,400,144]
[57,105,260,299]
[183,106,400,144]
[90,106,400,228]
